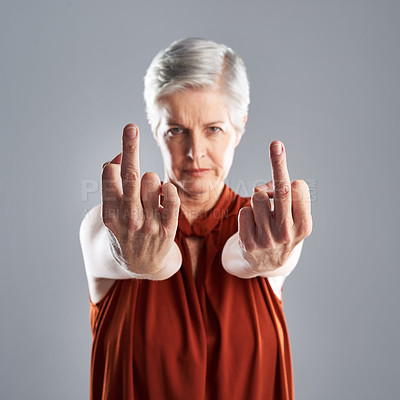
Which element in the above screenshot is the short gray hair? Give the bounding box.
[144,37,250,135]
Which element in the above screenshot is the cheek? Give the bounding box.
[214,142,236,171]
[163,142,184,170]
[158,142,173,168]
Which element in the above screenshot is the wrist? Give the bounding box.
[109,235,182,280]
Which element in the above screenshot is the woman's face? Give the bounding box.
[155,87,246,199]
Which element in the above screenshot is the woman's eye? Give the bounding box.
[207,126,222,133]
[168,127,184,135]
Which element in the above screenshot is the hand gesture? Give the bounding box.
[238,141,312,274]
[101,124,181,279]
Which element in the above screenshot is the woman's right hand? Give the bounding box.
[101,124,181,280]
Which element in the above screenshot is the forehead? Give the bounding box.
[158,88,230,125]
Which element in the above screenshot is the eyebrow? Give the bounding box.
[166,120,183,126]
[166,120,225,126]
[206,121,225,126]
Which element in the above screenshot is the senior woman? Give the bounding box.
[80,37,312,400]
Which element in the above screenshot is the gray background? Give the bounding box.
[1,0,399,399]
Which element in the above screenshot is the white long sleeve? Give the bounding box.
[221,232,303,300]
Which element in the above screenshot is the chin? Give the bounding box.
[179,176,222,196]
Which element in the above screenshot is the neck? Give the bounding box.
[177,182,225,225]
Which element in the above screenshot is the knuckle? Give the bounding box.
[252,190,269,203]
[254,183,269,192]
[126,216,141,232]
[162,181,175,191]
[300,179,308,188]
[127,222,140,233]
[142,220,159,235]
[102,161,111,171]
[240,206,253,214]
[121,170,140,184]
[161,182,178,201]
[275,183,291,197]
[239,206,254,224]
[142,171,160,182]
[292,179,309,196]
[292,179,307,187]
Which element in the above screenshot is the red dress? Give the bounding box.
[89,185,294,399]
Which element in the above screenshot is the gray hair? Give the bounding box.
[144,37,250,135]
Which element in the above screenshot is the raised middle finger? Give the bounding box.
[121,124,142,210]
[269,140,293,225]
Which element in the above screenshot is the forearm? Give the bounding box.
[79,205,182,280]
[221,232,303,279]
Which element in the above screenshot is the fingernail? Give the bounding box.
[271,143,282,155]
[125,125,137,138]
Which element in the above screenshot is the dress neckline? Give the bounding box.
[177,185,236,238]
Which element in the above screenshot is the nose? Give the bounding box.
[186,133,206,162]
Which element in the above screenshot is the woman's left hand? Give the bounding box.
[238,140,313,275]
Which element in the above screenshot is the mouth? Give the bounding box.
[183,168,211,177]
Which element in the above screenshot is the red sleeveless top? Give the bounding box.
[89,185,294,399]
